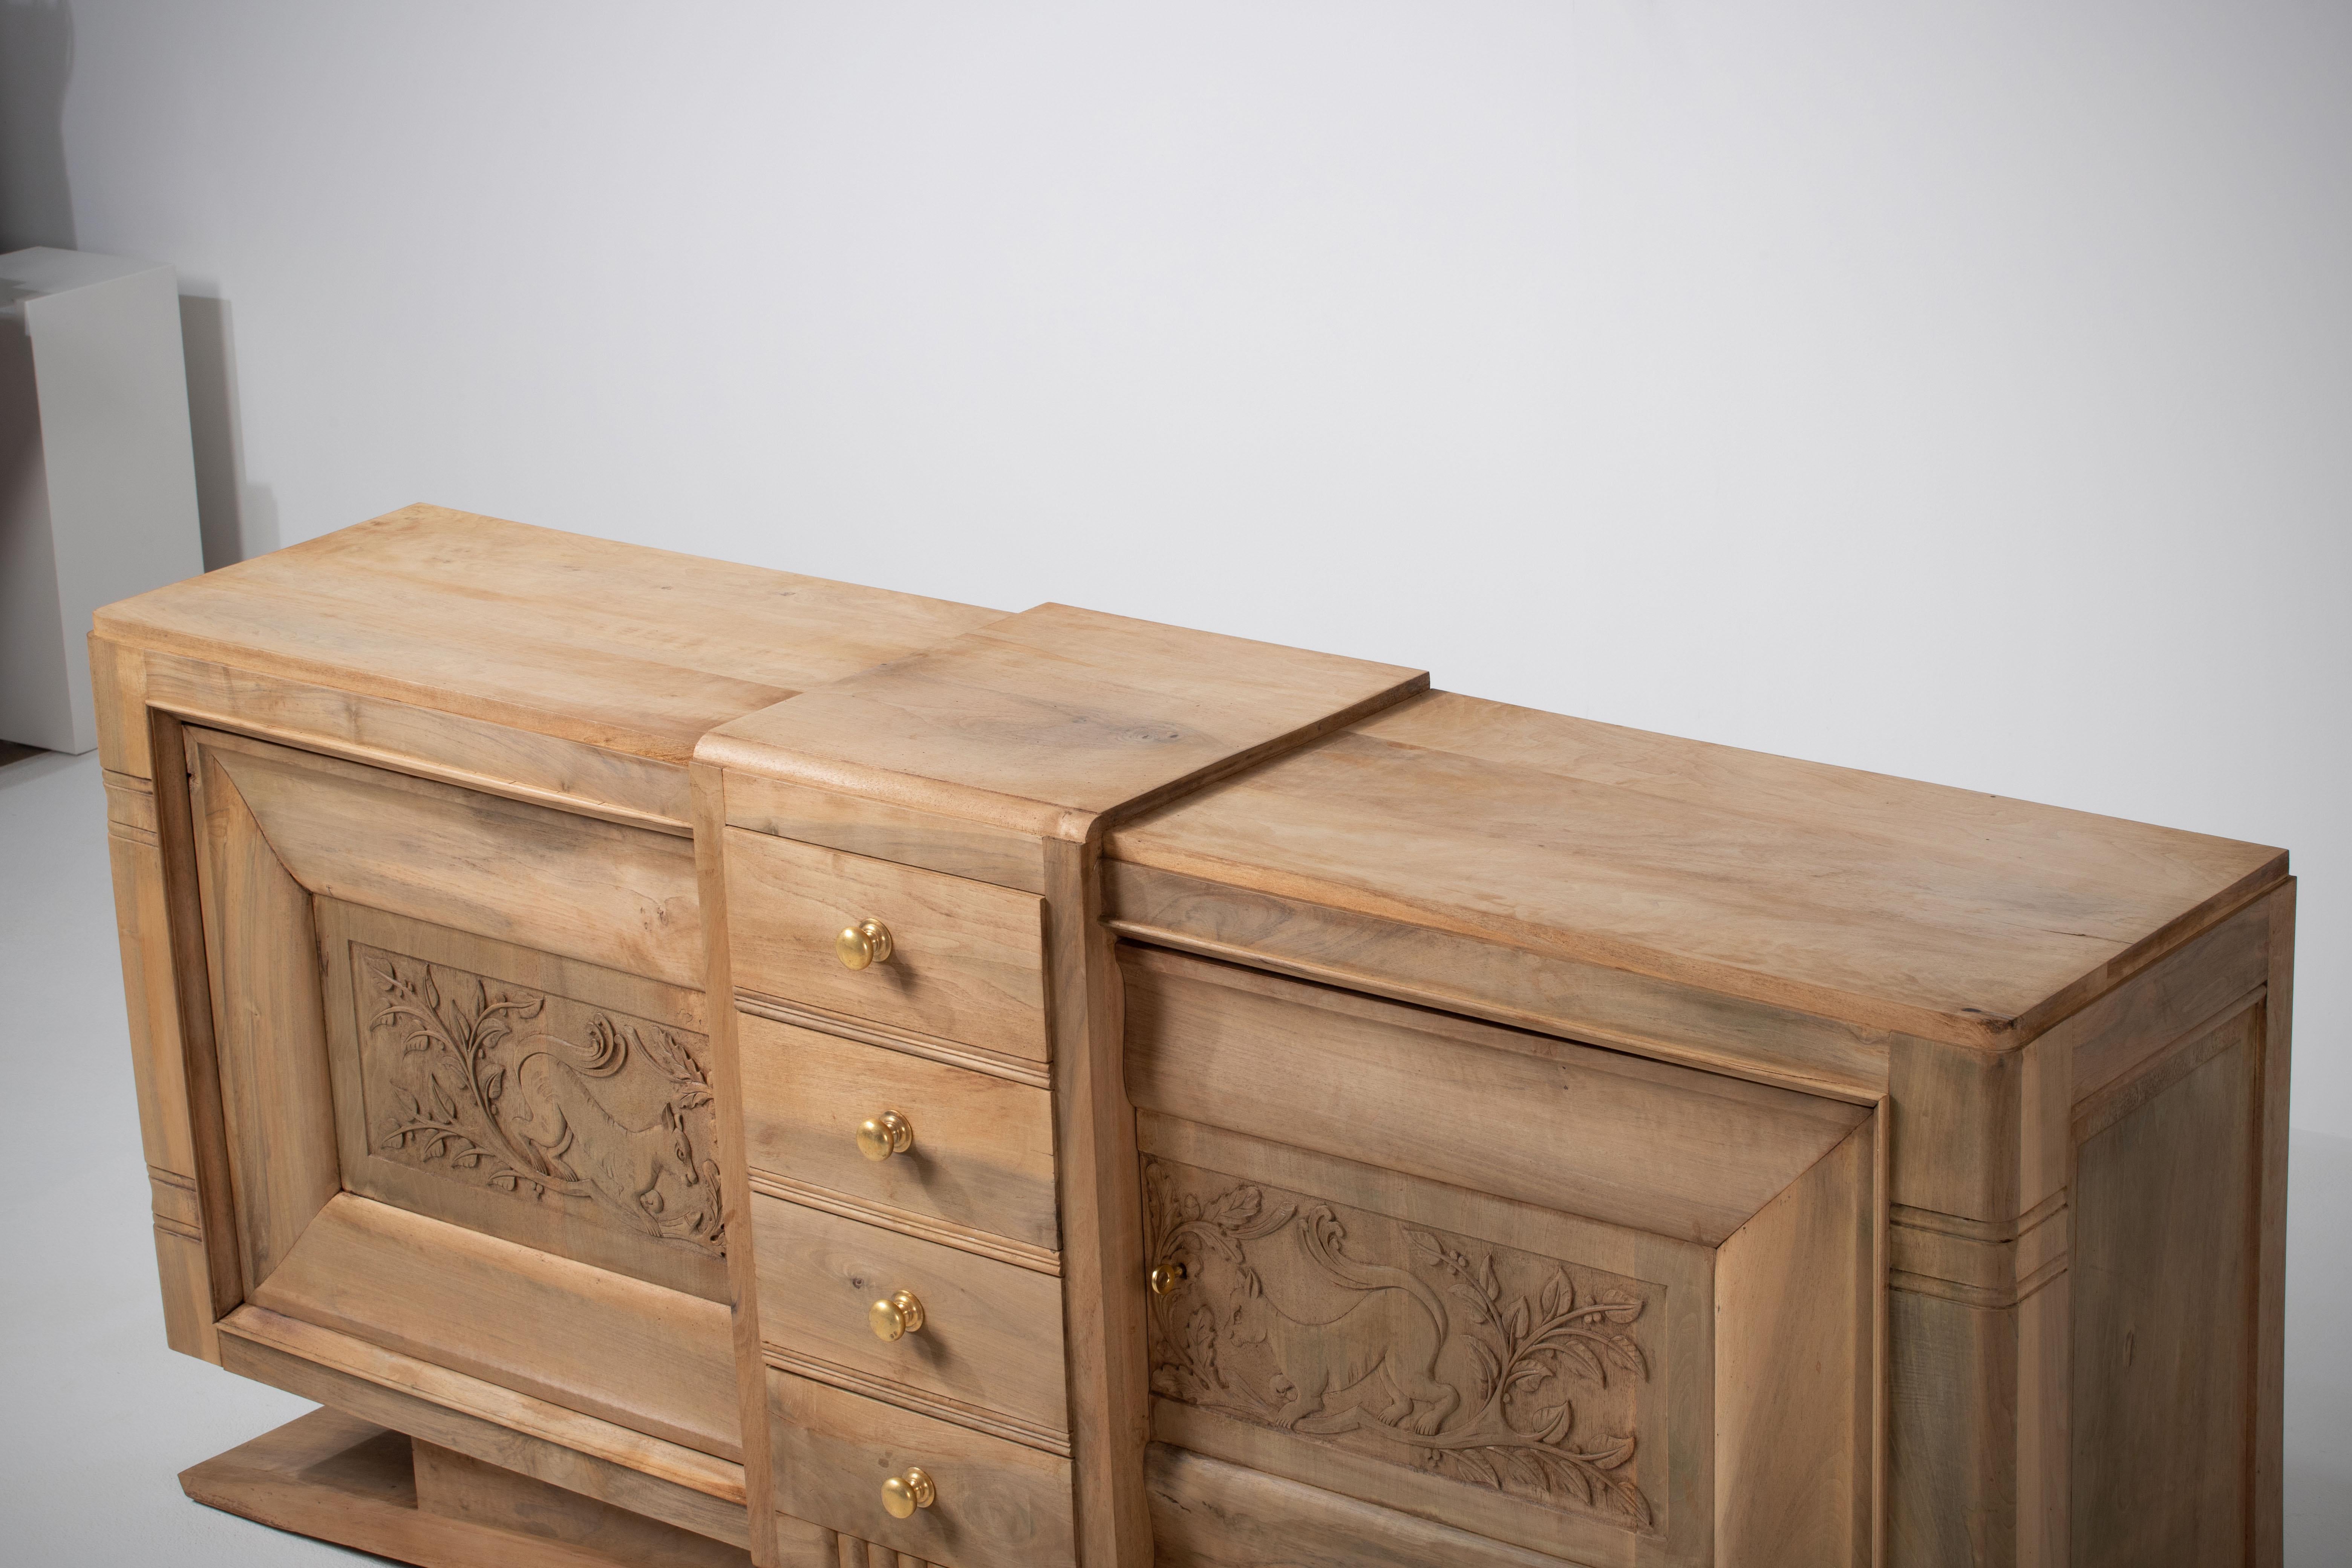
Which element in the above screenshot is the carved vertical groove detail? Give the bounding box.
[1144,1158,1655,1531]
[356,944,725,1254]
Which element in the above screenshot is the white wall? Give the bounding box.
[8,0,2346,1129]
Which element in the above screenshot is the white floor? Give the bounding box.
[4,746,2347,1565]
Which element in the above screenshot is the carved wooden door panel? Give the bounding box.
[182,726,741,1460]
[1124,945,1877,1568]
[318,900,726,1300]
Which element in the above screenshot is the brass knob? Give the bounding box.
[856,1110,914,1162]
[836,918,894,970]
[880,1466,936,1519]
[870,1289,926,1341]
[1149,1261,1188,1295]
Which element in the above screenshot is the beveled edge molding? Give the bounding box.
[139,649,695,836]
[103,769,161,842]
[761,1344,1075,1459]
[217,1305,750,1513]
[733,990,1053,1091]
[1104,865,1891,1105]
[744,1170,1061,1277]
[148,1162,204,1239]
[2073,991,2268,1148]
[1888,1188,2070,1310]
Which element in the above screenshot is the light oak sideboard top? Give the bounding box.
[89,504,2293,1568]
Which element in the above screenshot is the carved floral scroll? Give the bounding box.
[1144,1157,1654,1531]
[354,943,724,1255]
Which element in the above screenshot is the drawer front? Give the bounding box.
[727,827,1049,1060]
[738,1012,1058,1259]
[753,1195,1068,1444]
[769,1368,1074,1568]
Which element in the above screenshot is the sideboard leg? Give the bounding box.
[179,1407,752,1566]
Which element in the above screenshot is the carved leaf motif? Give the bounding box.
[355,944,723,1255]
[1144,1158,1657,1533]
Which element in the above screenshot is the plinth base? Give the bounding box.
[180,1408,750,1568]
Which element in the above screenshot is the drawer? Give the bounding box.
[753,1195,1067,1444]
[726,828,1049,1061]
[738,1012,1059,1260]
[769,1368,1074,1568]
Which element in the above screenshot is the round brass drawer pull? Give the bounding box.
[856,1110,914,1162]
[870,1289,926,1342]
[880,1466,936,1519]
[1148,1261,1188,1295]
[836,918,894,970]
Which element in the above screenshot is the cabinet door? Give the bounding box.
[1124,944,1877,1568]
[182,727,740,1461]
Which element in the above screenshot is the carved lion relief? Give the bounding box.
[1144,1158,1654,1530]
[353,944,724,1255]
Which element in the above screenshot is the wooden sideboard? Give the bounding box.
[95,505,2292,1568]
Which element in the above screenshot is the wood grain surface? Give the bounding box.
[726,828,1048,1059]
[217,1306,749,1542]
[2070,1013,2259,1567]
[181,1409,743,1568]
[196,726,705,988]
[315,898,729,1303]
[700,602,1425,838]
[1123,943,1867,1247]
[1109,689,2285,1049]
[752,1194,1070,1442]
[95,503,1003,761]
[252,1194,741,1463]
[190,737,340,1291]
[768,1369,1075,1568]
[737,1012,1059,1259]
[1146,1444,1593,1568]
[1714,1121,1875,1567]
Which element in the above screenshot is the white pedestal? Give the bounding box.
[2,247,203,754]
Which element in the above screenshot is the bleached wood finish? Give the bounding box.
[2070,1009,2261,1565]
[90,508,2291,1568]
[737,1012,1060,1259]
[254,1194,741,1461]
[1147,1444,1600,1568]
[705,601,1425,1568]
[752,1194,1070,1445]
[84,515,1042,1568]
[96,503,1003,761]
[315,898,728,1303]
[181,1409,746,1568]
[193,725,705,989]
[1123,945,1868,1247]
[188,733,340,1289]
[219,1304,749,1540]
[1714,1122,1876,1566]
[698,602,1426,840]
[1136,1112,1716,1567]
[146,648,698,830]
[725,771,1048,895]
[727,829,1050,1060]
[769,1369,1076,1568]
[103,747,228,1359]
[1107,689,2283,1051]
[693,756,787,1568]
[411,1438,752,1568]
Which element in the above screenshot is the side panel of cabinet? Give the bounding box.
[2070,1008,2262,1568]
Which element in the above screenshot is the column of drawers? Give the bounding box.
[725,827,1078,1568]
